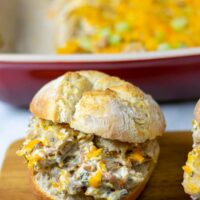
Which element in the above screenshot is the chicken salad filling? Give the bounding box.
[183,120,200,199]
[18,117,159,200]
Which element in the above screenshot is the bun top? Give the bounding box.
[30,70,165,143]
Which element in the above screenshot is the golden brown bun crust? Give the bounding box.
[30,70,165,143]
[194,99,200,124]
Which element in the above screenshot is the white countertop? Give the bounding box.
[0,100,196,169]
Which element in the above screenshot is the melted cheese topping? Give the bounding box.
[51,0,200,54]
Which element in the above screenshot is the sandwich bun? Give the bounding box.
[29,144,159,200]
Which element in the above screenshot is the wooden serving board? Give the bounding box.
[0,132,193,200]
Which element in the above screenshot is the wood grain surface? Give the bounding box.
[0,132,192,200]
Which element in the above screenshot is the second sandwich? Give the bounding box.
[183,100,200,199]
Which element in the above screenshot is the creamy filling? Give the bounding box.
[18,117,158,200]
[183,120,200,198]
[183,147,200,197]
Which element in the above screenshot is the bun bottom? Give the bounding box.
[123,160,156,200]
[29,170,52,200]
[29,159,156,200]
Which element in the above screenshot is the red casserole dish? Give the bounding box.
[1,49,200,106]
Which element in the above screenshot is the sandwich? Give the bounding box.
[183,100,200,199]
[17,70,165,200]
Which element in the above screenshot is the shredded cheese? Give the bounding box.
[52,181,60,188]
[182,165,192,174]
[54,0,200,54]
[88,169,102,188]
[27,154,42,168]
[128,150,144,163]
[99,160,107,172]
[86,148,102,160]
[23,140,41,153]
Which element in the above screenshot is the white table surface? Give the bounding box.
[0,100,196,169]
